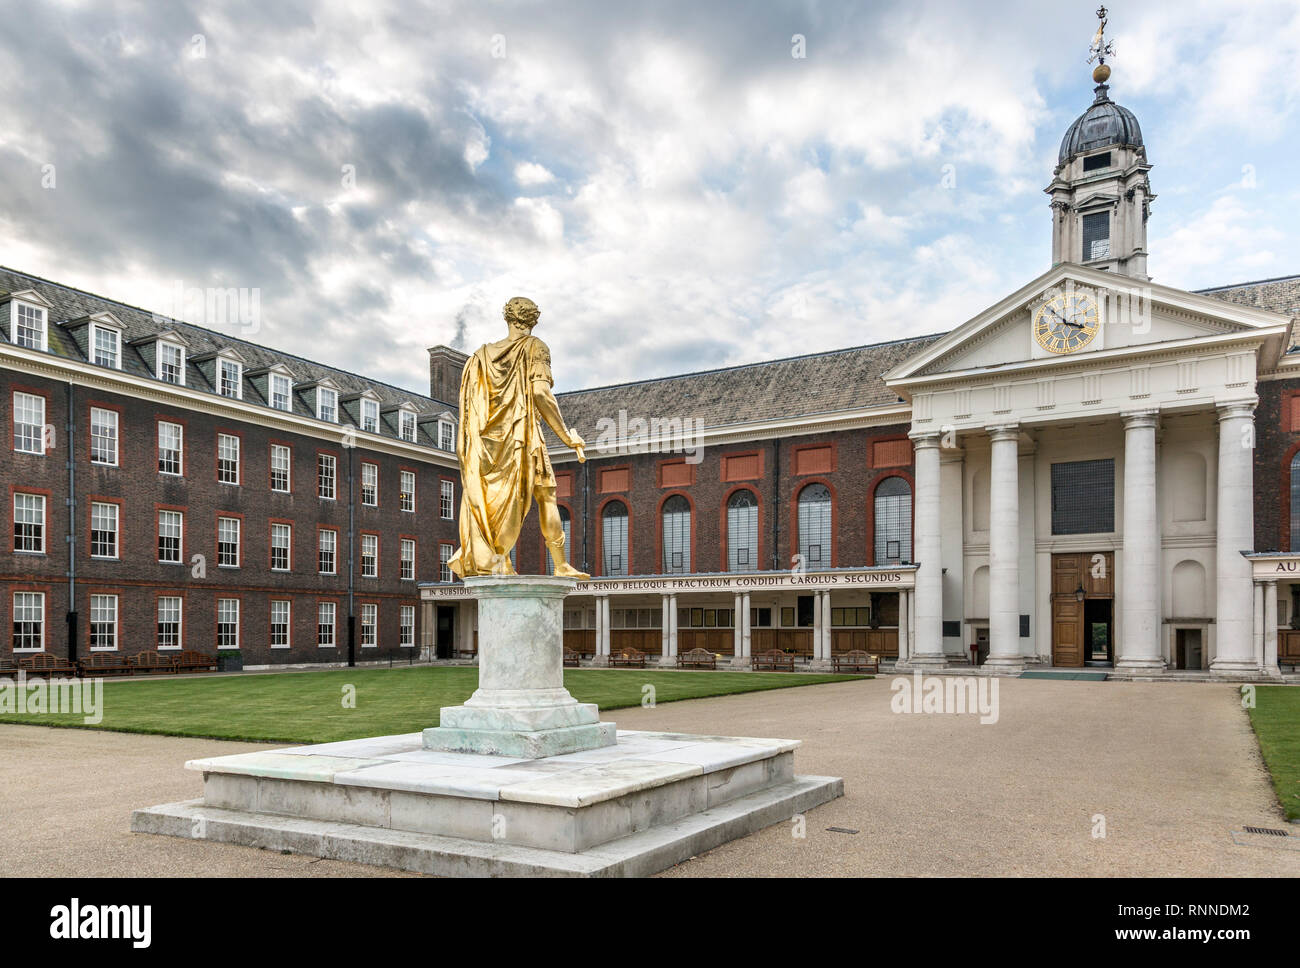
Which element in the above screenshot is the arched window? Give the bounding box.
[545,506,572,575]
[662,495,691,574]
[1291,452,1300,552]
[874,476,912,564]
[727,490,759,572]
[602,501,629,577]
[797,483,832,569]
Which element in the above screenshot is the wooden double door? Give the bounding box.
[1051,552,1114,667]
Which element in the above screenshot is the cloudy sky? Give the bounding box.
[1,0,1297,398]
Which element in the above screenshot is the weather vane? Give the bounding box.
[1088,5,1115,67]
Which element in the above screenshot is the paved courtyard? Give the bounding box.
[1,676,1295,876]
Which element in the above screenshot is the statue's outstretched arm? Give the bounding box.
[533,380,586,462]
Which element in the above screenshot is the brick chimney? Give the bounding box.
[427,345,469,404]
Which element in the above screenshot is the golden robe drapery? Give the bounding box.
[447,335,555,577]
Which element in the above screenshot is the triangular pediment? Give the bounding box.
[884,264,1292,386]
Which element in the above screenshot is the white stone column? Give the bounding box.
[821,590,833,662]
[733,593,744,657]
[668,594,679,657]
[1117,410,1164,672]
[741,592,752,658]
[909,432,947,667]
[1264,580,1280,676]
[985,424,1023,671]
[1253,582,1266,668]
[661,594,671,660]
[1212,401,1259,676]
[812,590,824,661]
[897,589,909,663]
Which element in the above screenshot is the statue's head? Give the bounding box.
[503,296,540,331]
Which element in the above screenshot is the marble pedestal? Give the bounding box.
[423,576,616,758]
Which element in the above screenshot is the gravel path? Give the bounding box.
[1,677,1294,876]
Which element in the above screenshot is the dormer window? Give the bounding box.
[360,398,379,433]
[91,324,121,369]
[13,302,47,351]
[1082,211,1111,260]
[218,358,243,398]
[157,342,186,385]
[269,373,293,412]
[399,410,417,442]
[317,387,338,423]
[438,420,455,451]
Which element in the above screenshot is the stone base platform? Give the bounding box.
[132,729,842,877]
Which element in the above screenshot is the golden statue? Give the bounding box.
[447,297,589,579]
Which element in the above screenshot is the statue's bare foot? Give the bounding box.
[552,562,590,580]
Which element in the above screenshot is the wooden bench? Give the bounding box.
[455,649,478,660]
[19,653,77,678]
[752,649,796,672]
[676,648,716,670]
[562,649,581,668]
[78,653,134,677]
[832,650,880,674]
[130,650,177,675]
[608,649,646,668]
[172,650,219,673]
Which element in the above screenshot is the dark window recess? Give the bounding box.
[1082,211,1110,260]
[796,595,815,628]
[1051,459,1115,535]
[1020,614,1031,638]
[1082,152,1111,172]
[942,621,961,638]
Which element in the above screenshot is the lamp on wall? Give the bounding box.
[1074,583,1087,603]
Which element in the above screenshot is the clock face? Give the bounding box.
[1033,291,1100,354]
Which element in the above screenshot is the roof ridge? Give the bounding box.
[1195,273,1300,294]
[0,265,457,411]
[557,331,947,397]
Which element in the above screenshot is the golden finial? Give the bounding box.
[1088,6,1115,84]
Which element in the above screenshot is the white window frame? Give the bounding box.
[217,516,241,568]
[12,591,45,652]
[217,358,243,399]
[439,543,454,583]
[157,596,183,650]
[217,433,240,485]
[317,601,336,648]
[270,443,291,493]
[318,528,337,575]
[158,509,183,564]
[361,534,378,578]
[270,522,292,572]
[400,605,415,647]
[90,406,119,465]
[89,593,118,651]
[12,301,47,351]
[400,538,416,581]
[440,480,454,520]
[13,391,45,455]
[360,603,377,648]
[158,421,184,476]
[90,501,119,559]
[91,324,121,369]
[400,470,416,512]
[318,453,336,500]
[217,598,240,649]
[269,373,292,412]
[438,420,454,451]
[399,410,416,442]
[317,387,338,423]
[13,492,46,553]
[157,341,186,385]
[361,462,378,506]
[360,398,379,433]
[270,600,291,649]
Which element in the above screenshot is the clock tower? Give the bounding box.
[1045,7,1154,280]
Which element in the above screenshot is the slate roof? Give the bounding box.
[550,334,942,442]
[0,266,458,450]
[1197,274,1300,350]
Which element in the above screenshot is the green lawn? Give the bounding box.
[0,666,864,745]
[1247,686,1300,821]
